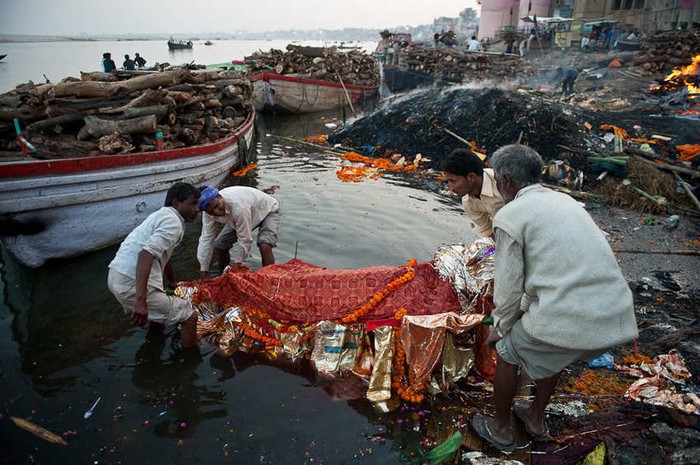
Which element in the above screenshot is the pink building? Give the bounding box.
[480,0,552,39]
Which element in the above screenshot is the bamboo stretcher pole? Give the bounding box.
[336,71,356,114]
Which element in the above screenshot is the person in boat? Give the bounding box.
[123,54,135,70]
[470,144,637,452]
[441,149,504,241]
[107,182,201,348]
[197,185,280,276]
[134,52,147,68]
[102,52,116,72]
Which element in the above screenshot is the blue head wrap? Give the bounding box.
[198,186,219,210]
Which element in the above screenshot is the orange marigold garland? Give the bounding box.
[391,326,425,403]
[232,163,257,176]
[340,259,418,324]
[336,151,418,183]
[237,320,282,347]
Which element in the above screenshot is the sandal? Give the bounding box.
[470,414,517,453]
[512,401,550,441]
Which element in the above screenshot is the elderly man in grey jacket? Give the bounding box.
[470,144,638,452]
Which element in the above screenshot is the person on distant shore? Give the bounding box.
[467,35,481,52]
[134,52,147,68]
[197,185,280,276]
[469,144,637,452]
[107,182,201,348]
[441,149,504,241]
[102,52,116,72]
[123,54,135,70]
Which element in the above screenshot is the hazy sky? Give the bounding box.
[1,0,481,35]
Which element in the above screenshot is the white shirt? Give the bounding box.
[467,39,481,51]
[197,186,279,270]
[109,206,185,290]
[461,168,505,238]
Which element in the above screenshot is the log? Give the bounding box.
[80,71,120,82]
[123,105,169,120]
[77,114,156,140]
[26,114,85,133]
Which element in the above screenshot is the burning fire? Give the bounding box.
[659,54,700,94]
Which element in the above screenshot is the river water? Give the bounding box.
[0,40,476,464]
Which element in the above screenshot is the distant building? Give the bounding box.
[479,0,700,40]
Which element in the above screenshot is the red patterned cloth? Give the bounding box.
[186,259,461,325]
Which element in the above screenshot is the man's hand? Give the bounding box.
[485,327,503,349]
[132,300,149,326]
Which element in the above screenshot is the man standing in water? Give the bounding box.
[441,149,504,240]
[107,182,200,348]
[197,185,280,276]
[470,144,637,451]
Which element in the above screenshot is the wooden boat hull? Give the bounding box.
[168,42,193,50]
[0,112,255,268]
[252,73,378,113]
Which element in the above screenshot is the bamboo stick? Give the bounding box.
[674,172,700,213]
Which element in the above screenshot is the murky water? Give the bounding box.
[0,110,476,464]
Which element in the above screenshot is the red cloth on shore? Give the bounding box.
[187,258,461,325]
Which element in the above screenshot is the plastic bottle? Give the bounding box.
[155,131,164,151]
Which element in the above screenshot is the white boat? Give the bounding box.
[0,111,255,268]
[251,72,378,113]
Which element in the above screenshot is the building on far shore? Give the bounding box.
[479,0,700,42]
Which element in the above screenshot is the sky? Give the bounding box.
[1,0,481,35]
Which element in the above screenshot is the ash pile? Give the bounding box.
[245,45,380,86]
[330,86,601,171]
[0,68,253,159]
[399,44,536,83]
[329,86,700,213]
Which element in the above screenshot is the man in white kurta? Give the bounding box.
[470,144,638,452]
[108,182,200,347]
[197,186,280,275]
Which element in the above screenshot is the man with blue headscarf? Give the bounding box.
[197,185,280,276]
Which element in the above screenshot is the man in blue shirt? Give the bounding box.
[102,52,116,72]
[557,67,579,95]
[123,54,135,70]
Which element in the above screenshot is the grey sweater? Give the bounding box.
[493,185,638,350]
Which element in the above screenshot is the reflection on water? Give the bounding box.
[0,110,472,464]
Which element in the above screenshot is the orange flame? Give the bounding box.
[663,54,700,94]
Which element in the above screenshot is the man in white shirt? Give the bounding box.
[197,185,280,276]
[470,144,637,451]
[441,149,505,240]
[467,36,481,52]
[108,182,200,347]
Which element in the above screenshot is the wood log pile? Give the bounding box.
[398,44,536,82]
[633,29,700,73]
[245,45,380,86]
[0,68,253,159]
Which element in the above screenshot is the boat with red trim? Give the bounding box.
[0,111,255,268]
[251,72,378,113]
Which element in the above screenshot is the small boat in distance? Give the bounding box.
[168,38,193,50]
[204,40,213,46]
[0,54,6,61]
[251,72,378,113]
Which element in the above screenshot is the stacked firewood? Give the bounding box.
[245,45,380,86]
[633,29,700,73]
[0,68,253,158]
[398,44,536,82]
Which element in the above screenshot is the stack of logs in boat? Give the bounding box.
[398,44,537,82]
[0,68,253,159]
[633,29,700,73]
[245,45,380,86]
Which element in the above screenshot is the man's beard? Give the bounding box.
[499,186,514,204]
